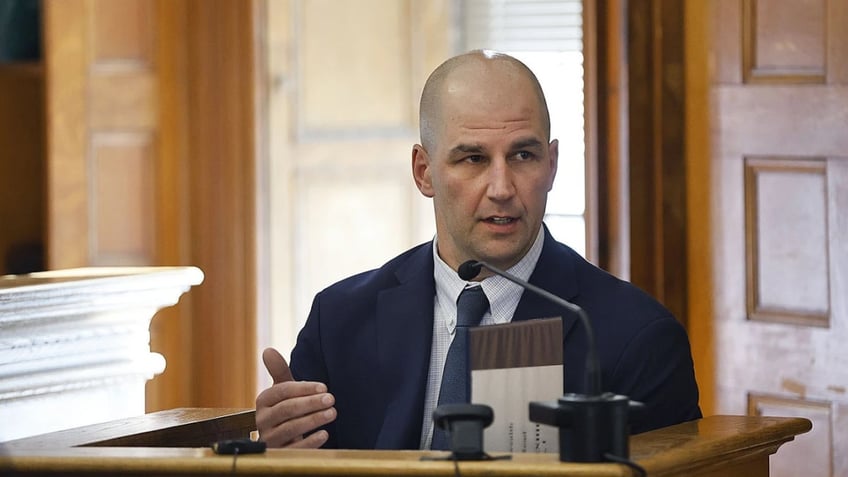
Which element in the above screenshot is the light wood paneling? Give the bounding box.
[702,1,848,475]
[742,0,826,83]
[90,134,156,265]
[184,0,258,407]
[38,0,260,413]
[831,0,848,83]
[44,0,89,269]
[91,0,154,65]
[749,394,833,477]
[88,74,157,129]
[744,157,829,326]
[717,87,848,155]
[45,0,159,269]
[298,0,413,136]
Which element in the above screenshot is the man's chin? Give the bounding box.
[472,246,528,271]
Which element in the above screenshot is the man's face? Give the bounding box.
[413,65,558,273]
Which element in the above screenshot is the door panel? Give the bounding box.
[264,0,449,363]
[44,0,159,268]
[707,1,848,475]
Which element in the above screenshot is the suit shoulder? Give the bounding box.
[556,245,674,327]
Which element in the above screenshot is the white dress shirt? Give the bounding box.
[418,227,545,449]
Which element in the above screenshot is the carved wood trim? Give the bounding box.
[743,156,830,327]
[0,267,203,441]
[741,0,826,84]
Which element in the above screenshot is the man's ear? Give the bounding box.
[546,139,559,192]
[412,144,435,198]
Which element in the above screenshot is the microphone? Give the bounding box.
[458,259,640,463]
[458,260,600,395]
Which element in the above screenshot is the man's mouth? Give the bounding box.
[486,216,516,225]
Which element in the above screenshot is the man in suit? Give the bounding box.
[255,50,701,450]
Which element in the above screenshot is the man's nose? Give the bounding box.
[486,158,516,201]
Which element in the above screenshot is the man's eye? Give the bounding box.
[515,151,534,161]
[464,155,485,164]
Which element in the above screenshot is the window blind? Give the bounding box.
[462,0,583,53]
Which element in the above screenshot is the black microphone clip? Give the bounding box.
[458,259,643,463]
[432,403,493,461]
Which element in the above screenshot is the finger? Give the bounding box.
[263,406,336,447]
[286,430,329,449]
[256,381,328,409]
[262,389,334,430]
[256,388,334,442]
[262,347,294,385]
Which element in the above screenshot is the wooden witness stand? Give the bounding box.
[0,408,810,477]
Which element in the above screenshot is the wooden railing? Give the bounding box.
[0,409,811,477]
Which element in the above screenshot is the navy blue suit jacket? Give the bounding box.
[290,229,701,449]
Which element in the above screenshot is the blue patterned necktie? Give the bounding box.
[431,285,489,450]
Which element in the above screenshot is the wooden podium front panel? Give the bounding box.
[0,410,812,477]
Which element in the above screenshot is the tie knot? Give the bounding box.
[456,285,488,327]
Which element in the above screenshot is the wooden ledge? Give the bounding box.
[633,415,811,476]
[3,408,255,450]
[0,411,811,477]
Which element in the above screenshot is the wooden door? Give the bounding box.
[43,0,163,269]
[262,0,450,363]
[693,1,848,475]
[42,0,260,410]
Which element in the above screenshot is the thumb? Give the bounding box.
[262,347,294,385]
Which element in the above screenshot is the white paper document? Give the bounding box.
[472,364,562,453]
[468,317,563,454]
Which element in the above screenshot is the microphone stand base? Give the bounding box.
[530,393,639,463]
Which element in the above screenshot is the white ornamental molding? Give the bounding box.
[0,266,203,441]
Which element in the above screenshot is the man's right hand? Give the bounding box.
[255,347,337,448]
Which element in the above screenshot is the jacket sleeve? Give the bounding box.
[289,291,339,448]
[610,317,702,434]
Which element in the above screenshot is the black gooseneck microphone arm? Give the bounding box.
[458,259,601,396]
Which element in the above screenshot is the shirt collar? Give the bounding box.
[432,226,546,322]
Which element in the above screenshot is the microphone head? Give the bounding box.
[458,260,483,281]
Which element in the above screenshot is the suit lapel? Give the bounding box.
[373,244,435,449]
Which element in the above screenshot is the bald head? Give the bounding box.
[418,50,551,153]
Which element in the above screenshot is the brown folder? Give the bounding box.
[470,317,563,370]
[469,317,563,453]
